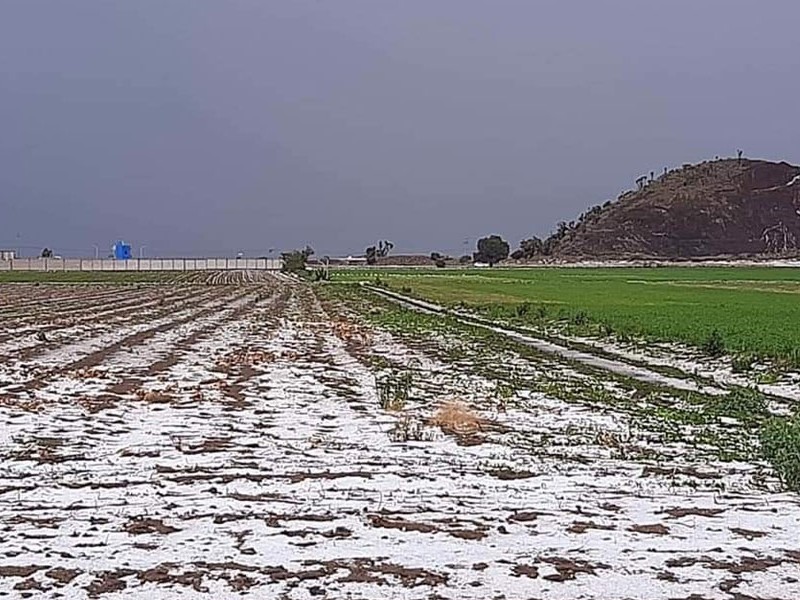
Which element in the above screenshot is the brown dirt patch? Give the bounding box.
[512,564,539,579]
[666,555,784,574]
[703,557,782,574]
[489,468,536,480]
[13,578,45,592]
[183,437,231,454]
[6,515,63,529]
[264,513,336,527]
[641,465,717,480]
[371,562,448,587]
[322,526,353,539]
[567,520,615,534]
[145,355,180,376]
[541,557,610,581]
[449,528,488,540]
[45,568,82,584]
[0,565,47,578]
[85,570,136,597]
[124,517,180,535]
[369,514,437,534]
[662,507,725,519]
[227,573,257,591]
[108,379,141,396]
[730,528,768,540]
[287,470,373,484]
[666,557,700,569]
[507,510,544,522]
[785,550,800,562]
[628,523,670,535]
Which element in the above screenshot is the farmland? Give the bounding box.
[0,270,269,284]
[1,269,799,599]
[336,266,800,364]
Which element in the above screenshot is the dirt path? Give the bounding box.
[0,278,798,599]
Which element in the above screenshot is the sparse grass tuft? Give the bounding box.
[378,372,413,411]
[761,415,800,491]
[709,388,767,423]
[493,379,520,411]
[731,353,755,373]
[389,416,431,442]
[701,329,725,357]
[515,302,531,318]
[571,310,589,326]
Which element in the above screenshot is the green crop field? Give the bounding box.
[333,267,800,363]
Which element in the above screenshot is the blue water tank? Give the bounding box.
[113,241,132,260]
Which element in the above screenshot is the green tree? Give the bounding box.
[365,240,394,265]
[377,240,393,257]
[511,236,544,260]
[281,246,314,274]
[473,235,509,266]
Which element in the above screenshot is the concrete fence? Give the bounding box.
[0,258,283,272]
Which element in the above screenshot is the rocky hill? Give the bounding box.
[540,159,800,258]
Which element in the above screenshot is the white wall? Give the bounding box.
[0,258,283,271]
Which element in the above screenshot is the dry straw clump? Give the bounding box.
[331,319,372,349]
[135,389,174,404]
[220,348,275,368]
[429,400,483,437]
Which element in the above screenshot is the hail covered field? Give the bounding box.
[1,268,799,599]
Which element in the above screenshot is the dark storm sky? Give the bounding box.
[1,1,799,257]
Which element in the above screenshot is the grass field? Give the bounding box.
[333,267,800,363]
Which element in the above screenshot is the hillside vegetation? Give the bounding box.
[516,159,800,259]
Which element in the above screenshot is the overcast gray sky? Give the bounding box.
[1,1,798,257]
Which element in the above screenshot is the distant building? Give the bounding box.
[112,241,132,260]
[0,250,16,261]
